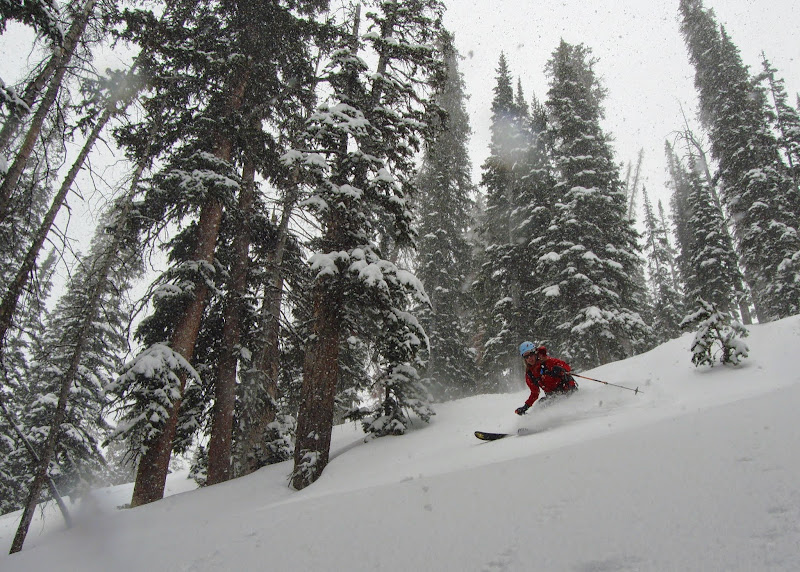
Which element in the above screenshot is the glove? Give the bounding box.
[515,404,530,415]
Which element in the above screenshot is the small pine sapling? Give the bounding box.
[681,299,749,367]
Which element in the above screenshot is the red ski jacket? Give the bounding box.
[524,357,576,407]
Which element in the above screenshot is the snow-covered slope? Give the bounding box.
[2,316,800,571]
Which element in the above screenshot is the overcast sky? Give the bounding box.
[443,0,800,216]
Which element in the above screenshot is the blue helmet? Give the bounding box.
[519,341,536,356]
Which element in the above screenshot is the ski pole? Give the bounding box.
[571,373,642,395]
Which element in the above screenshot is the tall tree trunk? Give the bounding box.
[0,0,97,226]
[129,194,223,506]
[206,156,256,485]
[130,69,250,506]
[235,193,295,476]
[289,5,362,491]
[290,278,342,490]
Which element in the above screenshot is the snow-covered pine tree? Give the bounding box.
[111,0,330,505]
[537,40,648,369]
[679,0,800,321]
[472,54,543,390]
[641,188,683,342]
[0,0,62,135]
[657,201,684,311]
[233,207,310,477]
[1,0,129,401]
[286,0,445,490]
[0,0,61,43]
[665,141,693,286]
[0,393,26,515]
[666,139,753,325]
[203,2,332,485]
[414,33,479,400]
[681,299,748,368]
[759,55,800,192]
[10,196,141,551]
[680,153,747,320]
[0,249,56,516]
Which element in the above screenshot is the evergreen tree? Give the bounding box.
[0,0,61,42]
[679,0,800,321]
[681,299,748,368]
[0,0,62,126]
[681,154,746,319]
[759,55,800,190]
[287,0,444,490]
[233,200,309,477]
[414,33,478,400]
[10,193,142,551]
[0,0,98,224]
[0,249,56,516]
[537,40,648,369]
[110,0,330,505]
[665,140,693,288]
[473,54,545,390]
[641,188,682,342]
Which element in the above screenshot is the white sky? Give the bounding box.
[2,314,799,570]
[443,0,800,215]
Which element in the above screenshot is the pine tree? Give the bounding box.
[0,1,62,130]
[681,299,748,368]
[537,40,648,369]
[233,196,308,477]
[759,55,800,190]
[286,1,444,490]
[9,193,142,551]
[665,141,693,287]
[641,188,682,342]
[679,0,800,321]
[472,54,544,390]
[0,0,98,224]
[680,154,746,319]
[0,250,56,516]
[414,33,478,400]
[110,0,331,505]
[0,0,61,42]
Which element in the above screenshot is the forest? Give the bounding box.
[1,0,799,553]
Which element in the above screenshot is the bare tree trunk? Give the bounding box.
[206,156,256,485]
[0,0,97,225]
[627,148,644,220]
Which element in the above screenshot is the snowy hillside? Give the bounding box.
[2,317,800,571]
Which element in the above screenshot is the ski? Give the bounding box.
[474,431,510,441]
[474,428,533,441]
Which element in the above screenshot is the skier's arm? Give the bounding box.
[524,384,540,407]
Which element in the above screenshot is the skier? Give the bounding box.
[515,341,578,415]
